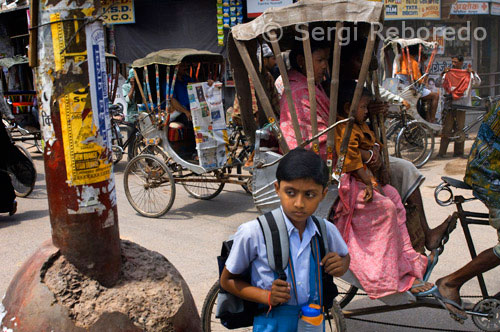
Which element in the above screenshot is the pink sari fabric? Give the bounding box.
[279,69,330,159]
[334,174,427,299]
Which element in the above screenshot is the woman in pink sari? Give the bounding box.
[279,42,330,160]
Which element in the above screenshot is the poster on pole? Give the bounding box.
[50,13,112,186]
[187,82,228,170]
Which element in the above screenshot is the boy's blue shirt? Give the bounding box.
[225,207,348,306]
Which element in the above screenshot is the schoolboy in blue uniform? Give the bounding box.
[221,148,350,331]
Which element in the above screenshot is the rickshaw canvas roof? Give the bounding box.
[131,49,223,68]
[231,0,383,41]
[0,55,29,69]
[385,38,437,49]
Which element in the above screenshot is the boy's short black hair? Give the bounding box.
[452,55,464,62]
[276,148,329,188]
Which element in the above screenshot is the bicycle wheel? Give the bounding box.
[124,154,176,218]
[110,122,123,164]
[335,278,358,308]
[181,171,224,200]
[395,121,430,168]
[11,145,36,198]
[385,119,403,156]
[201,281,347,332]
[412,121,434,168]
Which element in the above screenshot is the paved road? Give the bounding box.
[0,141,498,331]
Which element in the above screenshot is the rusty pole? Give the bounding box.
[33,0,121,286]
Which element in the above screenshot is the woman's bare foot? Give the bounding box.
[425,213,458,250]
[410,279,434,293]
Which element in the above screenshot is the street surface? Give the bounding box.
[1,139,498,332]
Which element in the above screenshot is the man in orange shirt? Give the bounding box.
[395,45,439,123]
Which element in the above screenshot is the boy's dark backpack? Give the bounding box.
[215,208,338,329]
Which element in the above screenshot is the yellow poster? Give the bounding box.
[50,14,112,186]
[385,0,440,20]
[101,0,135,25]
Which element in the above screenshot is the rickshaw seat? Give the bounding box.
[441,176,472,190]
[340,270,417,306]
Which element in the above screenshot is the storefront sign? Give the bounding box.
[491,2,500,15]
[101,0,135,25]
[246,0,293,18]
[450,2,489,14]
[385,0,441,20]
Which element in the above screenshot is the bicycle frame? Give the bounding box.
[435,180,492,298]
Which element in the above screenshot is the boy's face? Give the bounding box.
[354,95,370,124]
[274,178,327,225]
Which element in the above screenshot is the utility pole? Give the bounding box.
[34,0,121,286]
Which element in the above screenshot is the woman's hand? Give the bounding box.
[270,279,291,306]
[363,183,373,203]
[321,252,350,277]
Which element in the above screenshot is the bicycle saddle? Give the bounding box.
[441,176,472,190]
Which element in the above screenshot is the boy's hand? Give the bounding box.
[270,279,291,306]
[321,252,350,277]
[363,184,373,203]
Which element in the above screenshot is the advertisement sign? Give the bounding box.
[491,2,500,15]
[101,0,135,25]
[385,0,441,20]
[247,0,293,18]
[450,2,489,14]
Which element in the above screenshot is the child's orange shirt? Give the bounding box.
[334,120,378,173]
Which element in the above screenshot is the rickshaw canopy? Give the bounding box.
[384,37,438,49]
[231,0,383,42]
[131,48,223,68]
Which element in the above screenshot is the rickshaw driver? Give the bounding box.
[435,103,500,321]
[395,45,439,123]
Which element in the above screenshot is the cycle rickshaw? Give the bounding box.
[200,1,500,331]
[123,49,252,217]
[380,37,442,168]
[0,55,42,153]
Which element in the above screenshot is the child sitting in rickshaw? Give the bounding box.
[333,85,435,299]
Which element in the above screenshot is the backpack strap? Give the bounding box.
[311,215,329,259]
[257,208,289,280]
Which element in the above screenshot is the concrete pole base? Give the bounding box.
[1,240,202,332]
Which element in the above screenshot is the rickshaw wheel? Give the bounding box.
[124,154,176,218]
[201,280,347,332]
[472,298,500,332]
[335,279,358,308]
[180,171,224,200]
[34,138,43,153]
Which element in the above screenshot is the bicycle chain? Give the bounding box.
[346,317,477,332]
[338,291,483,299]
